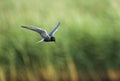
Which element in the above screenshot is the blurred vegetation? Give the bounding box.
[0,0,120,81]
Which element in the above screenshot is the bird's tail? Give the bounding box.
[36,39,44,43]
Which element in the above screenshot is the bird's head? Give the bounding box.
[51,37,55,42]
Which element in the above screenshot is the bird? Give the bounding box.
[21,22,60,43]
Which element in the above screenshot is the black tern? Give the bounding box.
[21,22,60,43]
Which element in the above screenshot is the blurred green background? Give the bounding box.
[0,0,120,81]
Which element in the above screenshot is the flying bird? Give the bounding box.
[21,22,60,43]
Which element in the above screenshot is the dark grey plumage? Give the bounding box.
[21,22,60,43]
[49,22,60,36]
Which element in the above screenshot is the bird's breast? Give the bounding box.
[44,37,51,42]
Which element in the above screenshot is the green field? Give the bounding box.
[0,0,120,81]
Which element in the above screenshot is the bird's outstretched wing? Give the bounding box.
[49,22,60,36]
[21,26,49,38]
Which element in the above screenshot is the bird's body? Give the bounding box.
[44,37,55,42]
[21,22,60,43]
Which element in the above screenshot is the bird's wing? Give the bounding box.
[21,26,50,38]
[49,22,60,36]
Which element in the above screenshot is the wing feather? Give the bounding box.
[49,22,60,36]
[21,26,49,38]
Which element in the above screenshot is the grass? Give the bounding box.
[0,0,120,81]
